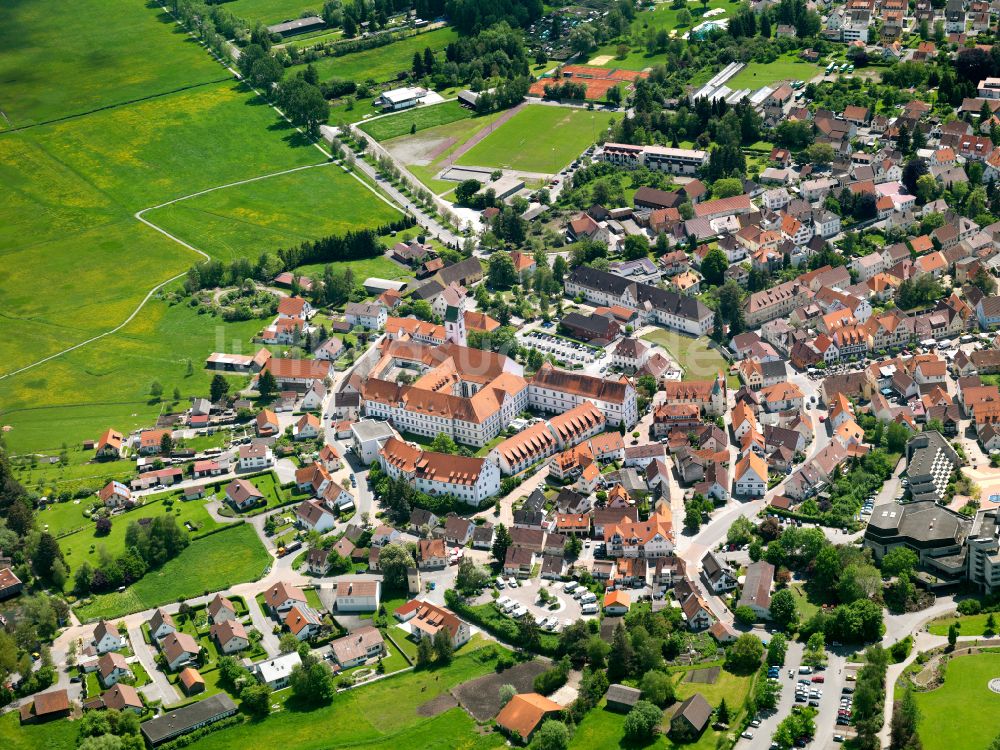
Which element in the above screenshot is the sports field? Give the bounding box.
[144,163,402,261]
[360,100,473,142]
[725,54,825,89]
[76,522,270,621]
[296,26,459,82]
[0,0,225,129]
[914,652,1000,750]
[454,105,616,174]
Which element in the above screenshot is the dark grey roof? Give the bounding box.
[865,499,970,546]
[760,359,787,380]
[673,693,713,731]
[567,267,711,323]
[142,694,237,745]
[606,683,642,706]
[410,280,443,301]
[437,257,482,286]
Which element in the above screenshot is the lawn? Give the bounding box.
[76,523,270,621]
[183,640,507,750]
[725,54,825,90]
[570,675,750,750]
[790,582,823,623]
[57,491,224,587]
[0,0,224,129]
[144,163,402,262]
[455,105,617,175]
[0,80,322,437]
[360,101,473,142]
[293,27,459,83]
[928,611,999,636]
[220,0,326,25]
[0,709,78,750]
[0,298,265,455]
[640,329,737,387]
[914,652,1000,750]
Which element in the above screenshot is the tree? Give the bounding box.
[947,623,958,649]
[639,670,675,707]
[289,654,334,705]
[241,682,272,718]
[987,612,997,636]
[684,504,702,531]
[726,633,764,674]
[804,632,827,667]
[767,633,788,666]
[769,589,799,632]
[607,622,635,683]
[279,633,300,654]
[416,635,434,666]
[492,524,512,563]
[716,697,730,725]
[915,173,940,205]
[433,627,453,664]
[278,78,329,135]
[455,559,489,592]
[622,234,650,261]
[805,142,835,166]
[499,683,517,707]
[210,374,230,403]
[149,380,163,400]
[430,432,460,454]
[902,158,929,195]
[159,432,174,456]
[257,369,278,399]
[623,700,662,741]
[735,605,756,626]
[378,543,415,590]
[33,533,63,582]
[531,720,569,750]
[727,516,756,547]
[881,547,918,577]
[890,685,921,750]
[712,177,743,199]
[487,252,518,289]
[455,179,482,204]
[701,246,728,286]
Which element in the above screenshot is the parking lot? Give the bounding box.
[517,329,604,365]
[489,577,597,631]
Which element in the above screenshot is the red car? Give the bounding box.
[812,675,825,683]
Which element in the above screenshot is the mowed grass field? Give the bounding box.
[185,640,506,750]
[914,652,1000,750]
[455,105,616,174]
[0,0,225,128]
[144,163,401,261]
[0,81,320,379]
[0,299,265,455]
[299,26,459,82]
[725,54,825,89]
[76,523,270,621]
[0,710,77,750]
[56,492,224,582]
[640,329,737,387]
[220,0,325,25]
[360,100,473,142]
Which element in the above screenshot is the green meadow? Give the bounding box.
[0,0,399,455]
[76,523,270,621]
[144,163,402,262]
[360,100,473,142]
[0,0,225,129]
[454,105,616,174]
[297,26,459,82]
[221,0,326,25]
[914,652,1000,750]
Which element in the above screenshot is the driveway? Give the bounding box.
[128,625,179,706]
